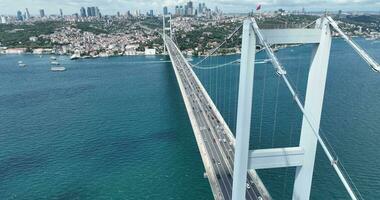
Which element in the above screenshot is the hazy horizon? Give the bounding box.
[0,0,380,16]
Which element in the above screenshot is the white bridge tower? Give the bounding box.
[232,16,374,200]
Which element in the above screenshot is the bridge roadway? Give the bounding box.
[165,35,269,200]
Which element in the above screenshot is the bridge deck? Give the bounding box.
[165,36,270,200]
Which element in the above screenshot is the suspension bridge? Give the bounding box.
[162,15,380,200]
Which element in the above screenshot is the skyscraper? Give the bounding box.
[187,1,193,16]
[91,7,96,17]
[39,9,45,18]
[80,7,86,17]
[163,6,168,15]
[16,10,23,21]
[25,8,30,20]
[94,7,101,18]
[87,7,92,17]
[149,10,154,17]
[175,6,180,16]
[60,9,63,18]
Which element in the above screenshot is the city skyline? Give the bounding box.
[0,0,380,16]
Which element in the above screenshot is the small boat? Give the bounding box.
[70,54,80,60]
[50,66,66,72]
[51,61,60,65]
[18,61,27,67]
[50,56,57,60]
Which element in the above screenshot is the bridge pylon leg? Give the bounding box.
[232,19,256,200]
[292,17,332,200]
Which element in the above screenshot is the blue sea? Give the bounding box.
[0,38,380,199]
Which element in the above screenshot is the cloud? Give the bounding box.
[0,0,379,15]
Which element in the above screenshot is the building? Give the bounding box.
[175,6,180,16]
[1,16,7,24]
[144,48,156,55]
[29,36,38,42]
[25,8,30,20]
[87,7,92,17]
[187,1,193,16]
[94,7,101,18]
[5,48,27,54]
[149,10,154,17]
[163,6,168,15]
[16,10,23,21]
[39,9,45,18]
[80,7,86,17]
[59,9,63,18]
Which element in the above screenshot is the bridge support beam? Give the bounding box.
[292,17,332,200]
[248,147,304,170]
[232,19,256,200]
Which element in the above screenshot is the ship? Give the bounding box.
[50,66,66,72]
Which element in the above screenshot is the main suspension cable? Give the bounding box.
[192,24,243,67]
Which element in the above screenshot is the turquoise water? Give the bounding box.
[0,38,380,199]
[0,55,212,199]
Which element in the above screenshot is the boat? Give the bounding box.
[50,66,66,72]
[70,54,80,60]
[51,61,60,65]
[50,56,57,60]
[18,61,27,67]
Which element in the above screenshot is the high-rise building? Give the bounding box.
[182,4,188,15]
[175,6,180,16]
[59,9,63,18]
[25,8,30,20]
[149,10,154,16]
[198,3,202,14]
[163,6,168,15]
[87,7,92,17]
[16,10,23,21]
[39,9,45,18]
[80,7,86,17]
[94,7,101,18]
[187,1,193,16]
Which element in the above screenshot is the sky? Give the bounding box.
[0,0,380,15]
